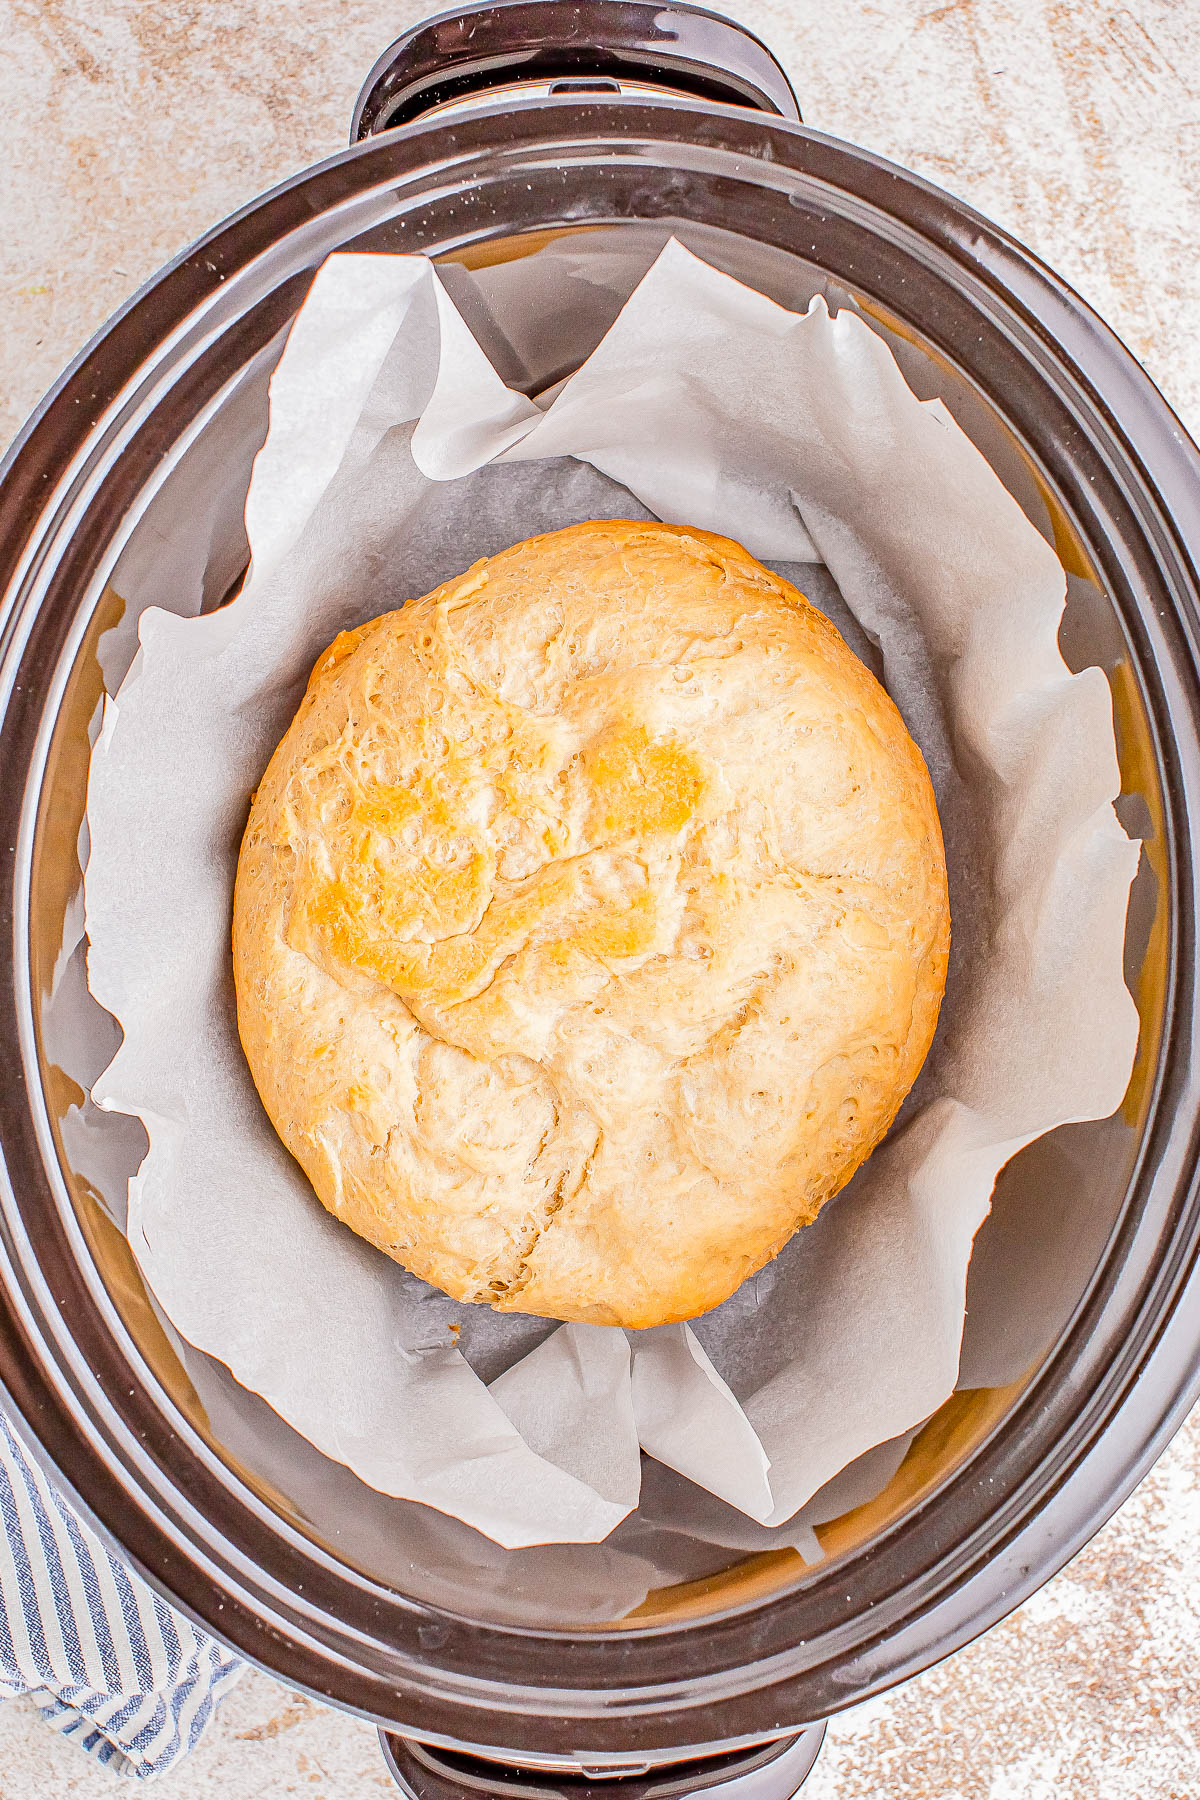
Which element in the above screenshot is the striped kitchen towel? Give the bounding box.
[0,1411,244,1778]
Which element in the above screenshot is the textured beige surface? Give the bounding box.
[234,523,948,1326]
[2,0,1199,1793]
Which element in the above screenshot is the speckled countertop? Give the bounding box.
[2,2,1199,1795]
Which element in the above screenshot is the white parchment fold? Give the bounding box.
[84,242,1139,1548]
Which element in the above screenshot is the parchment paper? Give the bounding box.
[84,241,1140,1548]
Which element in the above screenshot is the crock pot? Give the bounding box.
[3,3,1200,1794]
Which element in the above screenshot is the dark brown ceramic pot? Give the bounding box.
[2,5,1200,1794]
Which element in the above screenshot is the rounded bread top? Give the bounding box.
[233,520,950,1328]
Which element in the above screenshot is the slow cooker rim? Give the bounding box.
[4,90,1199,523]
[3,95,1200,1752]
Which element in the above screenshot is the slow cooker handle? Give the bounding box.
[351,0,801,138]
[378,1724,827,1796]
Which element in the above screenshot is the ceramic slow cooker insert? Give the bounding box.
[3,4,1200,1794]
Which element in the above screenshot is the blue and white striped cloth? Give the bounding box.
[0,1412,243,1778]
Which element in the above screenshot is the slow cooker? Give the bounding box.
[3,3,1200,1793]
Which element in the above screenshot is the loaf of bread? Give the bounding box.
[233,521,949,1328]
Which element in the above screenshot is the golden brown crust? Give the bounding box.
[233,521,950,1327]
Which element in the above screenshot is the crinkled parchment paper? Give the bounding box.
[84,241,1140,1548]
